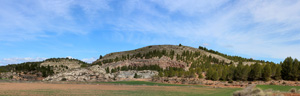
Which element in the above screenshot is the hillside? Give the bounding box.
[92,45,260,70]
[0,58,89,80]
[3,44,298,85]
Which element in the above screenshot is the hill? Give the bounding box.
[92,45,261,70]
[3,44,299,86]
[0,58,89,80]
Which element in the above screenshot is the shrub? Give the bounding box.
[134,73,141,78]
[289,88,297,93]
[61,78,67,81]
[233,88,269,96]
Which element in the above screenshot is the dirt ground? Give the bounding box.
[0,82,239,96]
[0,82,203,92]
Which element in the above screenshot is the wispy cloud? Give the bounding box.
[1,0,300,64]
[0,0,110,41]
[81,57,97,63]
[0,57,47,65]
[108,0,300,61]
[0,57,97,65]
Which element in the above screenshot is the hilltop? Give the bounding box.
[92,45,261,70]
[0,58,89,80]
[2,44,300,87]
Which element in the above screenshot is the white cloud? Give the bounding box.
[0,57,47,65]
[66,56,73,59]
[1,0,300,63]
[81,57,97,63]
[110,0,300,61]
[151,0,230,15]
[0,57,97,65]
[0,0,110,41]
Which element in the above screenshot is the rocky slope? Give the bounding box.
[94,45,233,64]
[40,58,86,73]
[93,45,257,70]
[1,44,261,82]
[43,65,158,82]
[101,56,187,70]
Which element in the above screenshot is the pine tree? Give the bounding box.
[241,65,251,81]
[134,73,139,78]
[105,67,110,73]
[281,57,294,80]
[206,67,213,80]
[292,59,299,80]
[158,71,163,77]
[196,68,203,79]
[234,63,243,81]
[249,63,262,81]
[221,67,228,81]
[274,65,282,80]
[227,65,235,81]
[212,71,219,81]
[262,64,271,81]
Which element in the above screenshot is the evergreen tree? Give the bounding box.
[105,67,110,73]
[262,64,271,81]
[196,68,203,79]
[274,65,282,80]
[234,63,243,81]
[221,67,228,81]
[206,67,213,80]
[241,65,251,81]
[227,65,235,81]
[249,63,262,81]
[292,59,299,80]
[212,71,219,81]
[134,73,139,78]
[281,57,294,80]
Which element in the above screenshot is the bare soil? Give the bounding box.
[0,82,232,96]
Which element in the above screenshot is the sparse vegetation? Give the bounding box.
[257,85,300,92]
[1,45,300,83]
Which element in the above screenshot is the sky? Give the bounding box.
[1,0,300,65]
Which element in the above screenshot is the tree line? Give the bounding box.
[0,62,54,77]
[0,58,90,77]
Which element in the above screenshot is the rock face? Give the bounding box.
[43,65,158,82]
[0,72,43,81]
[102,56,186,70]
[40,59,83,73]
[115,70,158,80]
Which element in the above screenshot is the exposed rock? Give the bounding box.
[43,65,158,82]
[115,70,158,80]
[102,56,186,70]
[40,59,83,73]
[0,71,43,81]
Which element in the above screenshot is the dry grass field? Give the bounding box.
[0,81,240,96]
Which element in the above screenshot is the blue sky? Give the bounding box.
[1,0,300,65]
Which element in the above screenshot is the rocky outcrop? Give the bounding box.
[40,59,83,73]
[0,71,44,81]
[102,56,186,70]
[115,70,158,80]
[43,65,158,82]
